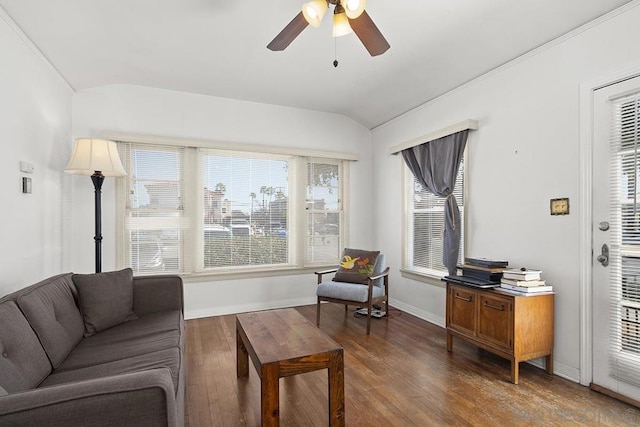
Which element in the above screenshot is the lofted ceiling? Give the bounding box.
[0,0,634,129]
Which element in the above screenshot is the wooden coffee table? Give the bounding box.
[236,308,345,426]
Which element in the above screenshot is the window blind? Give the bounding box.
[118,143,192,274]
[117,140,349,275]
[405,159,464,276]
[200,149,293,270]
[610,91,640,386]
[306,160,343,264]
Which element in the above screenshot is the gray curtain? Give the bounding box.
[401,130,468,276]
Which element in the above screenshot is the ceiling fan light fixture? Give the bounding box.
[302,0,328,27]
[268,0,388,57]
[344,0,366,19]
[332,4,353,37]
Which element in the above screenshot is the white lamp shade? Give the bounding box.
[65,138,126,177]
[302,0,328,27]
[332,10,353,37]
[344,0,366,19]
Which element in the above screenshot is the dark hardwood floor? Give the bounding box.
[185,304,640,426]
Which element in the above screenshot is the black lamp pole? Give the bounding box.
[91,171,105,273]
[65,138,126,274]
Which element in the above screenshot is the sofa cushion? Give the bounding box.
[55,310,183,373]
[73,268,137,337]
[0,301,51,393]
[16,273,84,369]
[0,384,7,396]
[41,348,182,395]
[333,248,380,285]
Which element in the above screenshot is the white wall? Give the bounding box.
[371,3,640,382]
[71,85,373,318]
[0,11,73,295]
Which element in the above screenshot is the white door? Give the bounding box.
[592,75,640,402]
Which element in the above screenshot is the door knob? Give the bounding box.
[599,221,610,231]
[597,244,609,267]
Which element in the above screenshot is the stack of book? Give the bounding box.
[457,258,509,283]
[499,268,553,294]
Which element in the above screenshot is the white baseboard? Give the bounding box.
[554,362,580,383]
[389,298,445,328]
[185,297,317,320]
[526,358,580,383]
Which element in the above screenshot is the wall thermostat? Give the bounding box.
[20,161,34,174]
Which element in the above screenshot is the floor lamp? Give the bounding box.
[65,138,126,273]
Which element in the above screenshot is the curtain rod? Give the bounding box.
[388,119,478,155]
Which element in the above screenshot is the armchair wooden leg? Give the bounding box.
[344,304,348,315]
[384,298,389,317]
[317,298,321,327]
[366,303,372,335]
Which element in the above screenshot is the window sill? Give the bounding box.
[399,268,446,288]
[179,265,337,283]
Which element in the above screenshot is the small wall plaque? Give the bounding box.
[550,198,569,215]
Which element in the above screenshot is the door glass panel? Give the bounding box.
[611,93,640,384]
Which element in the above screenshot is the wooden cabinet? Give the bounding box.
[446,283,554,384]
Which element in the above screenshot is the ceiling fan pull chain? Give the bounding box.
[333,37,339,67]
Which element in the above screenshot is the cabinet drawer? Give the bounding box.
[478,294,513,350]
[448,285,476,336]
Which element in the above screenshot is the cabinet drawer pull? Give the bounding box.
[484,301,505,311]
[454,292,472,302]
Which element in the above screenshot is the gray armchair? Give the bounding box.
[315,253,390,335]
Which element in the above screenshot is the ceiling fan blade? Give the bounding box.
[267,12,309,51]
[348,10,390,57]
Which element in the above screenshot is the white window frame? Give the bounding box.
[303,158,346,267]
[115,136,353,278]
[400,150,467,285]
[197,148,299,273]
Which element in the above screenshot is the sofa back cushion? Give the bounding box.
[0,301,51,393]
[16,273,85,369]
[73,268,137,337]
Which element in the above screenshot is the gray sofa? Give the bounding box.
[0,269,185,426]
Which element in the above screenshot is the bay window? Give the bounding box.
[116,140,347,275]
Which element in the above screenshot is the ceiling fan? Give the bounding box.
[267,0,390,57]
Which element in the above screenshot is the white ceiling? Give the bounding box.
[0,0,633,128]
